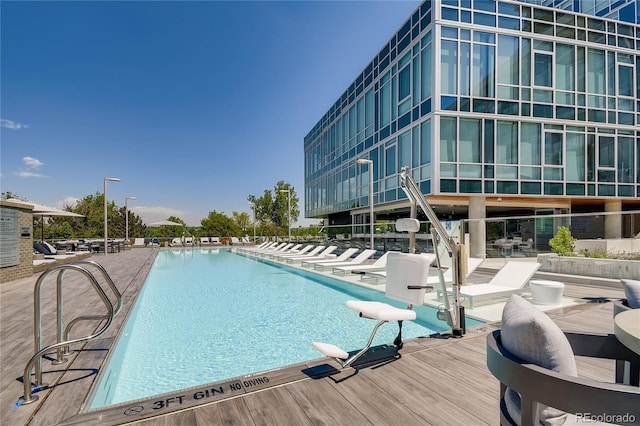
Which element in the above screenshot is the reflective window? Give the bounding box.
[473,44,495,97]
[520,122,541,165]
[598,136,615,167]
[556,44,575,91]
[587,49,606,94]
[440,117,457,161]
[534,53,552,87]
[544,133,563,165]
[497,35,519,85]
[441,40,458,94]
[459,118,482,163]
[497,121,518,164]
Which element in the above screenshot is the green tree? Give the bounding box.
[200,210,239,237]
[248,181,299,234]
[549,226,576,256]
[232,211,251,236]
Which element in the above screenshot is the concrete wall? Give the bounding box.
[538,253,640,280]
[575,238,640,255]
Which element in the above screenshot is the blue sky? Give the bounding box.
[1,0,420,226]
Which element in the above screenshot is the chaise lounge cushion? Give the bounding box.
[500,295,577,425]
[621,279,640,309]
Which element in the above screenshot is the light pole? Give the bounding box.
[279,189,291,242]
[103,177,121,255]
[357,158,374,249]
[250,202,256,244]
[125,196,136,247]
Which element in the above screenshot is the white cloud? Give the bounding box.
[23,156,43,169]
[1,119,29,130]
[16,171,45,178]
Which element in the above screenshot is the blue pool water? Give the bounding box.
[90,248,481,408]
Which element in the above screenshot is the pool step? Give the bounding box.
[312,341,348,359]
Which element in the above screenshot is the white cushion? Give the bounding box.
[501,295,577,425]
[621,279,640,309]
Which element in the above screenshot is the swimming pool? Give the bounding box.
[89,248,482,408]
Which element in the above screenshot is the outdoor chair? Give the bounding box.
[487,295,640,426]
[455,261,541,308]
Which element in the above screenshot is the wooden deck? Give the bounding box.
[0,248,627,425]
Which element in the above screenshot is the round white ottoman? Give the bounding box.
[529,279,565,305]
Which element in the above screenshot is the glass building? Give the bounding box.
[303,0,640,253]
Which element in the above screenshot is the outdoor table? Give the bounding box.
[615,309,640,355]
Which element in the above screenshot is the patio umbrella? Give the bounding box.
[148,219,183,227]
[7,199,84,245]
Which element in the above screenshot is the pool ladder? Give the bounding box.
[19,260,123,406]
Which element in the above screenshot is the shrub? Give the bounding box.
[549,226,576,256]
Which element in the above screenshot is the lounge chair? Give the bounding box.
[259,243,294,256]
[431,257,484,299]
[274,244,314,260]
[301,248,358,268]
[210,237,221,245]
[200,237,210,245]
[332,252,390,275]
[283,245,327,263]
[313,249,377,271]
[286,246,337,263]
[132,238,146,248]
[456,261,541,308]
[312,252,434,368]
[265,244,302,258]
[34,242,58,255]
[170,237,184,246]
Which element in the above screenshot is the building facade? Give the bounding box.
[303,0,640,254]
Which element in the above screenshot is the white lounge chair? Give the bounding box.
[301,248,358,268]
[430,257,485,299]
[332,252,390,275]
[274,244,314,260]
[132,238,146,248]
[265,244,302,258]
[283,245,328,263]
[313,249,377,271]
[456,261,541,308]
[286,246,337,263]
[312,252,434,368]
[200,237,210,245]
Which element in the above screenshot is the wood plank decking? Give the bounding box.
[0,248,628,425]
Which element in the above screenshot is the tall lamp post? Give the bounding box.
[250,202,256,244]
[357,158,374,249]
[279,189,291,242]
[125,196,136,247]
[103,177,121,255]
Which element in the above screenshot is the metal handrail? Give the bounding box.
[20,262,119,406]
[57,260,123,359]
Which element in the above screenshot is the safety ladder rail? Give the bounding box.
[400,165,466,336]
[20,262,120,406]
[57,260,123,358]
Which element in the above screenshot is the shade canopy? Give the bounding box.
[6,198,83,217]
[148,219,183,227]
[6,198,84,245]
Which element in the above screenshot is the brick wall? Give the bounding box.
[0,203,33,284]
